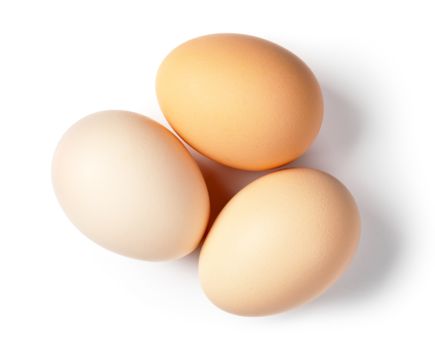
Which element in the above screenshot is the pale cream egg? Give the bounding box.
[52,110,210,261]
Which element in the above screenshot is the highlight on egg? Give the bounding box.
[199,168,360,316]
[52,110,210,261]
[156,33,323,171]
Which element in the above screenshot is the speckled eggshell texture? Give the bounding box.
[156,34,323,170]
[199,168,360,316]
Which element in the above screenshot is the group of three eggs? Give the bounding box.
[52,33,360,316]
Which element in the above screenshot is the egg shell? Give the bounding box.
[199,168,360,316]
[52,110,210,261]
[156,33,323,170]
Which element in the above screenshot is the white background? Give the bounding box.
[1,1,434,349]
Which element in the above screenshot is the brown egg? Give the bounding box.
[156,33,323,170]
[52,110,209,261]
[199,168,360,316]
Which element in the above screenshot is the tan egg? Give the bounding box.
[52,110,209,261]
[156,33,323,171]
[199,168,360,316]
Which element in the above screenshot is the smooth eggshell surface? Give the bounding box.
[52,110,210,261]
[199,168,360,316]
[156,33,323,170]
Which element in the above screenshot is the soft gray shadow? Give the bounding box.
[175,246,201,270]
[275,85,404,316]
[296,189,403,313]
[291,86,363,170]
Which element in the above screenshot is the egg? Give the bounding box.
[156,33,323,171]
[52,110,209,261]
[199,168,360,316]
